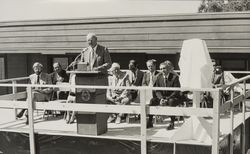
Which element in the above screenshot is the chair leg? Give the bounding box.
[42,110,46,119]
[154,115,157,124]
[63,111,67,119]
[126,114,130,123]
[69,111,75,124]
[65,111,70,123]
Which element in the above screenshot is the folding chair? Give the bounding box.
[43,82,70,119]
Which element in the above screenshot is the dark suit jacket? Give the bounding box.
[80,44,112,74]
[212,72,225,87]
[142,71,160,86]
[127,69,144,86]
[154,72,180,99]
[50,70,69,85]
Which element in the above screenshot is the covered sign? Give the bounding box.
[178,39,214,89]
[172,39,216,143]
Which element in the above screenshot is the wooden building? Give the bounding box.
[0,12,250,83]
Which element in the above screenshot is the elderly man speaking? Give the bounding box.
[80,33,112,74]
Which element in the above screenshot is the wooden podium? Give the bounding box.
[67,70,108,135]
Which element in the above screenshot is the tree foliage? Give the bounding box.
[198,0,250,12]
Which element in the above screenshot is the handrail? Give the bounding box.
[0,74,249,154]
[0,83,220,92]
[0,76,29,83]
[222,75,250,89]
[225,71,250,74]
[0,70,247,84]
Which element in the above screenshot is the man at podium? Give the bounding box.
[67,33,112,74]
[80,33,112,74]
[66,33,112,135]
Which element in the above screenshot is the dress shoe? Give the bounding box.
[179,116,184,121]
[166,123,174,130]
[121,114,127,120]
[16,110,25,119]
[147,121,153,128]
[25,119,29,125]
[68,115,75,124]
[25,115,29,125]
[115,116,121,124]
[107,116,116,123]
[16,113,23,119]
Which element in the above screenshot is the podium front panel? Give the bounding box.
[72,72,108,135]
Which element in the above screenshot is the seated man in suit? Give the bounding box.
[106,63,132,124]
[148,61,183,130]
[142,59,159,87]
[212,65,225,88]
[142,59,160,99]
[127,60,144,101]
[51,62,69,99]
[16,62,52,124]
[141,59,160,127]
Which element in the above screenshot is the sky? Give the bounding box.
[0,0,202,22]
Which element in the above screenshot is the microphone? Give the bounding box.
[66,48,88,71]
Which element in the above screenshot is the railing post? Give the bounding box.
[27,86,36,154]
[140,87,147,154]
[230,87,234,154]
[242,81,246,154]
[12,81,17,119]
[192,91,201,108]
[212,89,221,154]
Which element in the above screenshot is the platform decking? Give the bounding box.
[0,108,249,146]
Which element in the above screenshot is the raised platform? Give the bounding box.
[0,108,249,154]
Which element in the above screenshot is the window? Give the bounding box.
[53,57,68,70]
[221,59,246,71]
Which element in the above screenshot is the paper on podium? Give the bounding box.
[77,62,89,71]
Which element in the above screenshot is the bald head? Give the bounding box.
[86,33,97,48]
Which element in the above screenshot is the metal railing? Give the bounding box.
[0,77,29,119]
[0,75,249,154]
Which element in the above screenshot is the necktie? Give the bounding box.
[37,75,40,84]
[89,48,94,70]
[132,72,135,84]
[149,73,153,86]
[115,76,118,86]
[165,77,168,87]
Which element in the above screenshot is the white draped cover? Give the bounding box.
[178,38,214,89]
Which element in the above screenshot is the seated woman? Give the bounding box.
[106,63,132,124]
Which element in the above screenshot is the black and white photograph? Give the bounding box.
[0,0,250,153]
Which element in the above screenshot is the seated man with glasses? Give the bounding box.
[148,61,182,130]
